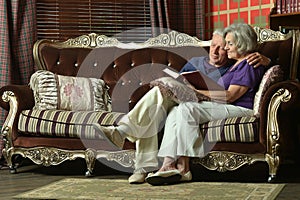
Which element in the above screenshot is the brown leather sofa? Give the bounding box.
[1,28,299,182]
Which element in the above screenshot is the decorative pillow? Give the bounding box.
[150,77,210,103]
[253,65,284,116]
[29,70,111,111]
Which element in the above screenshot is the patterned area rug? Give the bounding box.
[14,178,284,200]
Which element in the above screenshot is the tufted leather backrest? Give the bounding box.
[35,43,207,112]
[98,46,206,112]
[36,44,92,76]
[257,37,292,79]
[34,29,296,113]
[254,27,298,81]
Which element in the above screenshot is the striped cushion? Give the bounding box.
[18,110,258,143]
[18,110,124,139]
[200,116,259,143]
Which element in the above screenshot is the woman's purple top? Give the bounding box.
[217,59,265,109]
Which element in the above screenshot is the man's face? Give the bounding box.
[209,34,229,67]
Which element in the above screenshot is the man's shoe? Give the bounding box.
[92,124,125,149]
[128,173,147,184]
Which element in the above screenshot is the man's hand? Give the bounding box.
[246,52,271,68]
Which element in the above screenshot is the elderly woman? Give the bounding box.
[145,23,265,185]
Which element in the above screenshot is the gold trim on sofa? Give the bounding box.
[253,26,292,43]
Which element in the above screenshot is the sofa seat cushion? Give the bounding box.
[200,116,259,143]
[18,109,258,143]
[18,109,125,139]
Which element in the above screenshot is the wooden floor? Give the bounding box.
[0,157,300,200]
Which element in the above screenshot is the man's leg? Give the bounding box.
[118,86,177,183]
[94,86,176,147]
[118,86,176,139]
[128,135,159,183]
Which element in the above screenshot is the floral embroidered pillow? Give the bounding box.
[253,65,284,116]
[29,70,111,111]
[150,77,210,103]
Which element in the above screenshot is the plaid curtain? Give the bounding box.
[0,0,36,158]
[150,0,205,39]
[150,0,170,35]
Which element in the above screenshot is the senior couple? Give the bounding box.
[93,23,271,186]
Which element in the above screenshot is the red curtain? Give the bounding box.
[150,0,205,39]
[0,0,36,158]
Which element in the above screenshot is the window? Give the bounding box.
[36,0,151,42]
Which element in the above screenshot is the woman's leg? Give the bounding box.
[154,107,190,174]
[157,156,189,174]
[176,156,190,174]
[155,106,191,175]
[151,101,253,184]
[158,156,177,171]
[159,101,253,159]
[156,106,178,161]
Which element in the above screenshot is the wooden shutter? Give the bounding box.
[36,0,151,42]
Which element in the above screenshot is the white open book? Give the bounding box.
[163,68,224,90]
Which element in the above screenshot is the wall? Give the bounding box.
[204,0,275,39]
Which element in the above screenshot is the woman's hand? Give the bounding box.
[188,84,248,104]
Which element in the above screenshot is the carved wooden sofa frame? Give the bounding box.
[1,27,300,182]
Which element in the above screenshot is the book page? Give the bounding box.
[181,70,224,90]
[163,67,223,90]
[162,68,180,79]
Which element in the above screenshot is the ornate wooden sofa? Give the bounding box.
[1,28,299,182]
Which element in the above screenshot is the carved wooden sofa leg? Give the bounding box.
[84,149,97,177]
[2,147,17,174]
[266,154,279,183]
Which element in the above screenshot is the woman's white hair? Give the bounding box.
[223,23,258,55]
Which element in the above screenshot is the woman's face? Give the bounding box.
[224,33,241,60]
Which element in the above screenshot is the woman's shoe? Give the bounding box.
[145,169,182,186]
[180,171,192,182]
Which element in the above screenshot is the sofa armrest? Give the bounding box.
[260,80,300,114]
[0,85,34,111]
[259,80,300,137]
[0,85,34,142]
[259,80,300,171]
